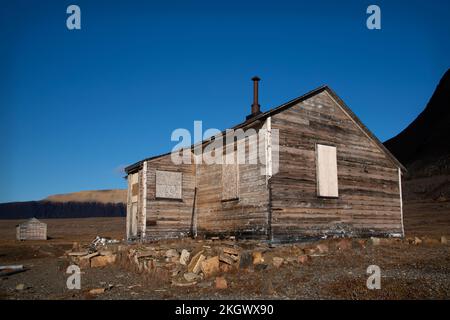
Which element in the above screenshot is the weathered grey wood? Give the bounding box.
[125,87,403,242]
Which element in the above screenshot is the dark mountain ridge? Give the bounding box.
[384,69,450,178]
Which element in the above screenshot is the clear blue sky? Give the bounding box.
[0,0,449,203]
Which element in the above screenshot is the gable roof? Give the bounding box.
[125,85,406,173]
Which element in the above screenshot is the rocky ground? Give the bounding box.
[1,231,449,300]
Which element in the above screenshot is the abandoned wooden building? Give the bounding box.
[16,217,47,241]
[125,78,406,242]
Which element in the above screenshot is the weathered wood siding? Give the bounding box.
[195,130,270,239]
[143,154,196,240]
[269,91,403,241]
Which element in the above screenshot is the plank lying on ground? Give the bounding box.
[0,265,23,270]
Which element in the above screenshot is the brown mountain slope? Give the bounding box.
[45,189,127,204]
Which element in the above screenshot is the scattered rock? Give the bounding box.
[220,263,233,273]
[262,279,274,295]
[99,250,113,256]
[184,272,202,282]
[423,238,440,245]
[414,237,423,245]
[254,263,268,271]
[171,266,182,277]
[187,251,206,274]
[15,283,25,291]
[239,251,253,269]
[441,236,448,245]
[201,256,220,278]
[357,239,367,248]
[91,254,116,268]
[336,239,352,250]
[272,257,284,268]
[297,255,309,264]
[179,249,190,265]
[215,276,227,289]
[89,288,105,295]
[252,251,264,265]
[370,237,381,246]
[304,248,316,255]
[77,257,91,269]
[165,249,179,258]
[316,244,329,253]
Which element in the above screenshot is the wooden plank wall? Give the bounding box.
[269,91,403,241]
[195,132,270,239]
[143,155,196,240]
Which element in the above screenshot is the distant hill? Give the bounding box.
[45,189,127,204]
[0,189,127,219]
[384,69,450,178]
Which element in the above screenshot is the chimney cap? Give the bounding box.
[252,76,261,81]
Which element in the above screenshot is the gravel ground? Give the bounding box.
[1,238,449,300]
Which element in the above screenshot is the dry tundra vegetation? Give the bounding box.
[0,198,449,300]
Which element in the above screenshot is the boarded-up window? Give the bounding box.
[222,164,239,200]
[131,183,139,196]
[130,173,139,203]
[316,144,338,197]
[156,170,182,199]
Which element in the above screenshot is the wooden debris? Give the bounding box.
[0,265,23,270]
[136,251,155,259]
[187,251,205,273]
[222,247,239,256]
[219,254,234,265]
[79,252,99,260]
[68,251,89,256]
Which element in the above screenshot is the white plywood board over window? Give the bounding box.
[316,144,339,197]
[156,170,182,199]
